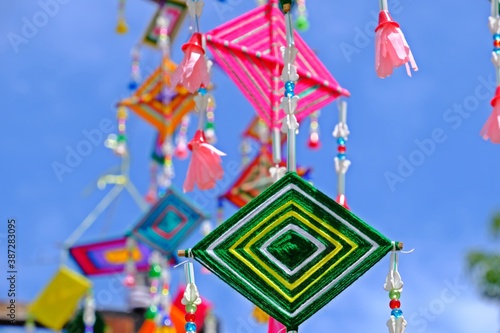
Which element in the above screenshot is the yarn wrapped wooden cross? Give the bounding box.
[180,172,396,330]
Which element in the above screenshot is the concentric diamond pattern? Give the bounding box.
[134,187,209,254]
[192,173,392,328]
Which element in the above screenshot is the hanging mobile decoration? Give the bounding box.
[375,0,417,78]
[116,0,128,34]
[384,243,407,333]
[333,100,351,209]
[307,110,321,150]
[295,0,309,32]
[481,0,500,143]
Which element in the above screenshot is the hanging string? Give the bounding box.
[280,1,299,173]
[123,236,137,287]
[333,100,351,209]
[116,0,128,34]
[129,46,141,90]
[384,242,407,333]
[182,262,202,333]
[205,95,217,144]
[175,115,191,160]
[307,110,321,150]
[295,0,309,32]
[83,291,96,333]
[481,0,500,143]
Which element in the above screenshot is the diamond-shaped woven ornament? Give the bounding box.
[133,187,209,254]
[192,172,392,329]
[220,149,311,209]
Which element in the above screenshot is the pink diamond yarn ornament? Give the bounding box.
[183,129,226,192]
[172,32,210,93]
[268,317,285,333]
[375,10,417,78]
[481,86,500,143]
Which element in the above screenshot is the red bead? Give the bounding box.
[307,137,321,150]
[390,299,401,309]
[337,145,346,153]
[185,313,196,322]
[495,40,500,47]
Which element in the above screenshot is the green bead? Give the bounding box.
[117,134,126,142]
[205,122,214,130]
[295,16,309,32]
[145,305,157,319]
[149,264,162,278]
[185,303,197,314]
[389,290,401,300]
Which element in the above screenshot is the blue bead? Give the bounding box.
[391,309,403,318]
[128,81,138,90]
[185,322,197,332]
[337,138,345,145]
[285,81,295,91]
[198,87,207,95]
[495,49,500,54]
[494,34,500,39]
[337,153,346,160]
[285,91,295,97]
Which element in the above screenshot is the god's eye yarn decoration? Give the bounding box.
[182,172,395,330]
[133,187,209,255]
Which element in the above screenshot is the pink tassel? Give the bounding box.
[267,318,285,333]
[172,32,210,93]
[183,130,226,192]
[375,10,417,78]
[481,87,500,143]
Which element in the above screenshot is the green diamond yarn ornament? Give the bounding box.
[188,172,393,329]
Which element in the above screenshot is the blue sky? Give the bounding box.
[0,0,499,332]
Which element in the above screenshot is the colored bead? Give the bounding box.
[389,299,401,309]
[495,49,500,54]
[149,264,162,278]
[295,16,310,32]
[338,145,346,153]
[285,81,295,91]
[337,137,345,145]
[337,153,346,160]
[494,33,500,40]
[391,309,403,318]
[285,91,295,98]
[389,290,401,299]
[185,322,197,332]
[494,40,500,47]
[198,87,207,95]
[185,303,197,313]
[185,313,196,322]
[128,81,138,90]
[145,305,157,319]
